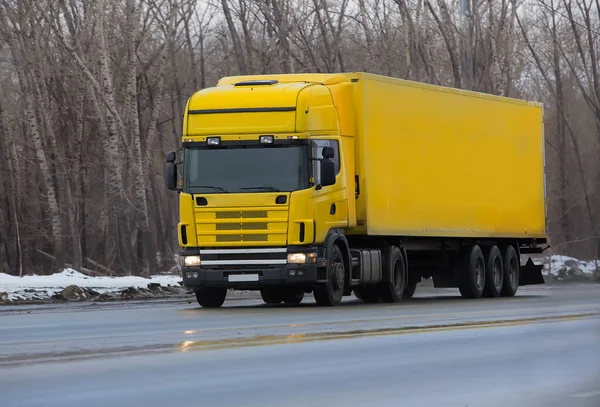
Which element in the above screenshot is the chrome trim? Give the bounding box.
[201,259,287,266]
[199,248,287,254]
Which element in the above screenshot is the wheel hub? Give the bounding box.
[493,259,502,287]
[475,259,484,290]
[331,262,344,291]
[509,258,518,287]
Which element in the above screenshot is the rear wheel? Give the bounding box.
[260,288,282,304]
[500,245,519,297]
[458,245,486,299]
[483,246,504,298]
[314,244,345,306]
[378,246,406,303]
[195,288,227,308]
[281,288,305,304]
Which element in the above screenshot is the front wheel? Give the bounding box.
[195,288,227,308]
[314,244,345,306]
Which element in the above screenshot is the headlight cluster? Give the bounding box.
[287,252,316,264]
[183,255,201,267]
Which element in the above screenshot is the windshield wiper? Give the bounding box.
[193,185,229,193]
[239,186,281,192]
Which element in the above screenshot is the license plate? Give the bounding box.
[228,274,259,282]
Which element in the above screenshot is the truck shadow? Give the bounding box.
[186,293,546,311]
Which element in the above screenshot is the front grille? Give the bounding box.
[216,234,269,242]
[216,211,268,219]
[196,207,287,246]
[216,222,269,231]
[202,252,286,261]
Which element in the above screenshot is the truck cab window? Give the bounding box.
[312,139,340,185]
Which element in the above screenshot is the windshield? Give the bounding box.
[184,145,310,194]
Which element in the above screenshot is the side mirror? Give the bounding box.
[322,146,335,159]
[165,151,178,191]
[165,162,178,190]
[320,159,336,187]
[166,150,176,163]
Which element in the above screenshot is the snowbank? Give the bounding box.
[0,268,183,303]
[533,255,599,280]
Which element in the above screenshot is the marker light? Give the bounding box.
[259,135,274,144]
[207,137,221,145]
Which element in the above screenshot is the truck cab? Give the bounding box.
[166,74,358,307]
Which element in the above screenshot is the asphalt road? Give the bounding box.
[1,284,599,407]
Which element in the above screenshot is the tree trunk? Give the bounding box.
[126,0,156,275]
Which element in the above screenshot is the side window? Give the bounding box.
[312,139,340,173]
[311,139,340,186]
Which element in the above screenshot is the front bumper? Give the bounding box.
[182,263,320,289]
[180,246,325,290]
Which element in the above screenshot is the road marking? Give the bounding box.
[572,390,600,398]
[175,306,600,337]
[176,312,600,353]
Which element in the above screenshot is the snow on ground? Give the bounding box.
[532,255,599,279]
[0,268,182,302]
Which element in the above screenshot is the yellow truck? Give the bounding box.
[165,72,546,308]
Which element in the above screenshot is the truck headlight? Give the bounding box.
[287,253,316,264]
[183,255,201,267]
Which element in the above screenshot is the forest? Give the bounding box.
[0,0,598,276]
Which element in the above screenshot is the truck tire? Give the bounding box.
[314,243,345,306]
[458,245,486,299]
[378,246,406,303]
[354,286,381,303]
[483,245,504,297]
[500,245,520,297]
[260,288,282,304]
[281,288,304,304]
[195,288,227,308]
[402,282,417,299]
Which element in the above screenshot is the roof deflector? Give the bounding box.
[234,80,279,87]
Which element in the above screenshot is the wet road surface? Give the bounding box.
[1,284,599,407]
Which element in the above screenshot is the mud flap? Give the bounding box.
[519,258,545,286]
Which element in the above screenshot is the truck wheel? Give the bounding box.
[402,282,417,299]
[354,286,381,303]
[194,288,227,308]
[281,288,304,304]
[483,245,504,297]
[458,245,486,299]
[500,245,519,297]
[378,246,406,303]
[314,244,345,306]
[260,288,282,304]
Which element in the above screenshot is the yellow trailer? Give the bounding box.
[166,72,546,308]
